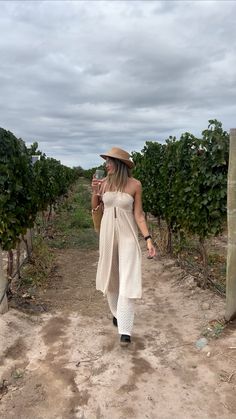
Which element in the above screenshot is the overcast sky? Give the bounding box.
[1,0,236,168]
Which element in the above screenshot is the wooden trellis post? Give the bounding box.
[226,128,236,321]
[0,246,8,314]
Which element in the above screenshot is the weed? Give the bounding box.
[20,236,54,287]
[203,319,226,339]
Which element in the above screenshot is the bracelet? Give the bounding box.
[92,204,100,212]
[144,235,152,241]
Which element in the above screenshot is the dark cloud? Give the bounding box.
[0,0,236,168]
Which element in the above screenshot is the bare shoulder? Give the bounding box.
[130,177,142,190]
[127,177,142,196]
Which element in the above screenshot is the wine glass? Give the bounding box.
[95,169,105,180]
[95,169,105,195]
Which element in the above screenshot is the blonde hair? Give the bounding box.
[106,158,131,192]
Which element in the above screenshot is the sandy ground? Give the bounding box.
[0,242,236,419]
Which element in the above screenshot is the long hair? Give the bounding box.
[106,158,131,192]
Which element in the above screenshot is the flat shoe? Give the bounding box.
[113,316,118,327]
[120,334,131,347]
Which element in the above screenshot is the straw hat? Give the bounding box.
[100,147,134,168]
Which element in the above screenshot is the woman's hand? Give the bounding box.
[146,239,156,259]
[91,175,102,195]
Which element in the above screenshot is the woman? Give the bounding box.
[91,147,156,346]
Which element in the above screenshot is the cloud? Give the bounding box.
[0,0,236,168]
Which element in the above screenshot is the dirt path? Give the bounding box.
[0,242,236,419]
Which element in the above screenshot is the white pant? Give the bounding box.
[107,291,135,336]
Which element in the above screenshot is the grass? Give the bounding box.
[46,179,99,250]
[20,235,54,287]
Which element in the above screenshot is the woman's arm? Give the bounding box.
[91,176,106,209]
[133,181,156,258]
[91,176,101,209]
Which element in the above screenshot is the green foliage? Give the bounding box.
[82,164,106,180]
[132,119,229,243]
[33,156,77,209]
[73,165,85,177]
[0,127,77,250]
[0,128,36,250]
[180,120,229,239]
[132,142,164,217]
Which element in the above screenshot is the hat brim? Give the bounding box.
[100,153,134,169]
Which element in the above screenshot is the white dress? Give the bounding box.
[96,191,142,298]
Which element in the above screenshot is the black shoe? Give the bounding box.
[113,316,118,327]
[120,334,131,347]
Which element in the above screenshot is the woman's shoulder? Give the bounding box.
[129,177,142,188]
[127,177,142,194]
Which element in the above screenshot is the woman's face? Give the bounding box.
[105,157,116,175]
